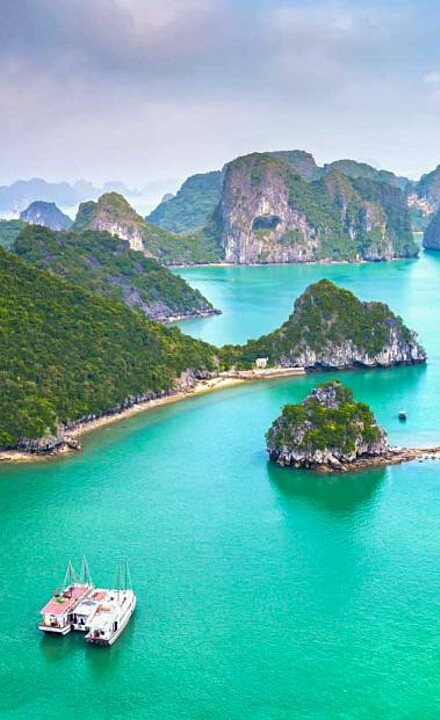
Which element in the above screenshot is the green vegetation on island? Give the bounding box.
[147,150,425,247]
[220,279,425,369]
[214,153,418,264]
[409,208,431,233]
[0,247,216,448]
[12,225,217,321]
[266,380,388,469]
[423,206,440,250]
[0,253,425,452]
[68,155,420,267]
[414,164,440,208]
[268,150,321,181]
[0,220,25,249]
[147,172,223,233]
[74,192,222,265]
[322,159,411,192]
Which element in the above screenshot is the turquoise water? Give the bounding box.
[2,254,440,718]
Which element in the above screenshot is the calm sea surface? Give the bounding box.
[1,252,440,719]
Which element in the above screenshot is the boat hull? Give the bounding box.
[38,623,71,635]
[86,596,136,647]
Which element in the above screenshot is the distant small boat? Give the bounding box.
[398,410,407,421]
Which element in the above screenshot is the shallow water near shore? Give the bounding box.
[2,252,440,718]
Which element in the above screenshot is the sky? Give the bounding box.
[2,0,440,188]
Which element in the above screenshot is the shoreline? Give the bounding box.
[162,307,221,324]
[169,256,419,270]
[0,368,306,464]
[286,446,440,474]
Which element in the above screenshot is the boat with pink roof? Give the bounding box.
[39,558,93,635]
[39,558,136,645]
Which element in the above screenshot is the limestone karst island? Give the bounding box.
[3,1,440,717]
[266,381,440,472]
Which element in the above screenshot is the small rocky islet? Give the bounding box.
[266,381,440,473]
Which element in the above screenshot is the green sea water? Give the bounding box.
[2,253,440,719]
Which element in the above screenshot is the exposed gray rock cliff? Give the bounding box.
[213,154,416,265]
[266,381,389,470]
[74,193,146,251]
[227,280,426,370]
[423,207,440,249]
[20,201,72,231]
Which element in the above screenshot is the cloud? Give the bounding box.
[1,0,440,185]
[0,0,231,84]
[423,71,440,84]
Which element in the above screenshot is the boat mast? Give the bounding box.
[124,560,132,591]
[62,560,76,597]
[80,555,92,586]
[116,562,122,602]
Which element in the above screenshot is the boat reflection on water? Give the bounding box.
[39,633,77,663]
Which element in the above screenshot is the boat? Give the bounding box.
[39,557,93,635]
[39,558,136,645]
[85,562,136,647]
[398,410,407,421]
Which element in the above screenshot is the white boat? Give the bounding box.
[85,562,136,647]
[39,558,93,635]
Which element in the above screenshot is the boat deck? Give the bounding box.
[88,589,129,624]
[40,584,91,616]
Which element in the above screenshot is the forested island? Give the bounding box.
[75,157,418,265]
[0,153,431,460]
[206,154,417,264]
[219,280,425,370]
[12,225,217,322]
[73,192,221,265]
[0,247,216,453]
[266,381,440,473]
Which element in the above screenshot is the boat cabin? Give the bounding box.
[70,597,100,632]
[39,584,92,635]
[85,589,136,647]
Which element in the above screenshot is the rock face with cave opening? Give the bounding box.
[210,153,417,264]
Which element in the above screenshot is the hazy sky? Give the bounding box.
[2,0,440,187]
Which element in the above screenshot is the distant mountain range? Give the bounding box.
[5,150,440,264]
[0,178,141,216]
